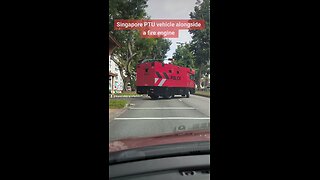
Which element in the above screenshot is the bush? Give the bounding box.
[115,91,137,95]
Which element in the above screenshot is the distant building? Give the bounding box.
[109,34,123,94]
[109,57,124,93]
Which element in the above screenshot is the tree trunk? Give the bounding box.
[130,78,136,91]
[196,66,202,90]
[123,76,130,91]
[117,66,127,91]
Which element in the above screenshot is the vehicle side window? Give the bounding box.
[163,72,169,79]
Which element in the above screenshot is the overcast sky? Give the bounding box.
[145,0,198,59]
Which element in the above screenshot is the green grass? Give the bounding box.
[109,99,128,109]
[194,91,210,97]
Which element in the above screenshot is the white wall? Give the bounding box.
[109,56,124,92]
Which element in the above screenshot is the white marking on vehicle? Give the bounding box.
[114,117,210,120]
[129,107,195,110]
[154,78,159,84]
[158,79,166,86]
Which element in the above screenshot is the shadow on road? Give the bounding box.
[144,96,187,100]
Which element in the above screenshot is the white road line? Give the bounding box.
[114,117,210,120]
[178,99,182,101]
[129,107,196,110]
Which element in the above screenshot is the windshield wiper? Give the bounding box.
[109,141,210,164]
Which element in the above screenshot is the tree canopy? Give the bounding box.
[172,43,195,68]
[172,0,210,88]
[189,0,210,88]
[109,0,171,90]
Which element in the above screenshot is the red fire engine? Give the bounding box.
[136,59,196,99]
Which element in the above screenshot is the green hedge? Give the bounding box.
[114,91,137,96]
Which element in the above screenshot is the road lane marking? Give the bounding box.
[178,99,182,101]
[114,117,210,120]
[129,107,196,110]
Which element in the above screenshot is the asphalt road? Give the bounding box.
[109,95,210,141]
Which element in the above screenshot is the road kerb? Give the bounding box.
[193,93,210,98]
[109,103,130,122]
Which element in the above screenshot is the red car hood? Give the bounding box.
[109,130,210,152]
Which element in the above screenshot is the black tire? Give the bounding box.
[186,90,190,98]
[171,94,175,98]
[163,88,172,99]
[181,94,185,97]
[150,95,159,100]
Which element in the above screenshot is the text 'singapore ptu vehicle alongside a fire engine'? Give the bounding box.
[136,59,196,99]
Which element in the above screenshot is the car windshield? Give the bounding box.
[109,0,210,153]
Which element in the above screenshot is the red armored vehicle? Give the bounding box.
[136,59,196,99]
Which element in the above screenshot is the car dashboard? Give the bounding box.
[109,154,210,180]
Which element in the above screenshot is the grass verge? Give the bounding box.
[109,99,128,109]
[194,91,210,97]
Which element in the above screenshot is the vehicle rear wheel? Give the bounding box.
[163,89,172,99]
[186,90,190,98]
